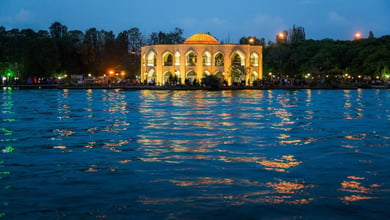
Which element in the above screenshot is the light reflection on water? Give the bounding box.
[0,88,389,219]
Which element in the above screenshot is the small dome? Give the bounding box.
[184,33,219,44]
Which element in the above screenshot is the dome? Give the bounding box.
[184,33,220,44]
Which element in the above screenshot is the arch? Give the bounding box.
[250,71,258,83]
[147,51,157,67]
[163,52,173,66]
[231,50,245,66]
[214,52,224,66]
[147,69,156,85]
[250,53,259,67]
[175,51,180,66]
[186,51,197,66]
[203,51,211,66]
[163,71,173,85]
[186,70,197,83]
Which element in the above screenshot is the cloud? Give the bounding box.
[15,9,33,22]
[176,16,227,28]
[253,14,285,27]
[176,17,199,27]
[328,11,350,25]
[0,9,33,24]
[210,17,227,26]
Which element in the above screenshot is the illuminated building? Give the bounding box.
[141,33,263,86]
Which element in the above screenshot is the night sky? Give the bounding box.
[0,0,389,42]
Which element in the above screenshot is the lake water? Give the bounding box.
[0,88,389,219]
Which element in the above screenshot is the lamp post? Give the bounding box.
[248,37,255,44]
[276,32,287,44]
[354,32,362,40]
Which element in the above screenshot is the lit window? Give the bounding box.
[186,52,197,66]
[250,53,259,66]
[214,53,224,66]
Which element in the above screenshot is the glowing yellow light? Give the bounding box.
[278,33,285,39]
[354,32,362,40]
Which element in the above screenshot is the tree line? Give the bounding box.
[0,22,184,81]
[241,26,389,81]
[0,22,389,83]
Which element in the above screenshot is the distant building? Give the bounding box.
[141,33,263,86]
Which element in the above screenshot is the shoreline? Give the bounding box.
[1,84,389,90]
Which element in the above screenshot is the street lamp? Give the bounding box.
[276,31,287,44]
[354,32,362,40]
[248,37,255,44]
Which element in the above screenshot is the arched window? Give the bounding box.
[147,69,156,85]
[163,53,173,66]
[203,52,211,66]
[147,52,156,66]
[163,71,172,85]
[250,53,259,66]
[232,54,242,66]
[186,52,197,66]
[214,53,224,66]
[186,71,197,84]
[175,52,180,66]
[231,51,245,67]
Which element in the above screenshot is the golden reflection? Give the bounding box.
[87,127,98,134]
[85,167,99,172]
[305,89,312,103]
[266,180,305,194]
[53,145,67,149]
[339,176,380,204]
[258,155,301,172]
[84,141,96,148]
[150,177,313,206]
[168,177,259,187]
[53,129,74,136]
[104,140,129,147]
[279,139,302,145]
[345,133,367,140]
[278,134,290,139]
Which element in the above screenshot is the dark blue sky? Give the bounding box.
[1,0,389,42]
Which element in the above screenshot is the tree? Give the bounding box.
[148,27,185,45]
[128,27,143,53]
[368,31,374,39]
[239,36,265,46]
[49,22,68,39]
[288,25,305,43]
[203,74,222,90]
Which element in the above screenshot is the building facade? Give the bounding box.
[141,33,263,86]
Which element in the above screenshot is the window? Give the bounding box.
[147,52,156,66]
[232,54,241,66]
[186,52,197,66]
[214,53,224,66]
[175,52,180,66]
[250,53,259,66]
[163,54,173,66]
[203,52,211,66]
